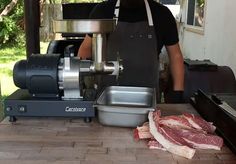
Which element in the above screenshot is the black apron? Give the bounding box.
[100,0,160,100]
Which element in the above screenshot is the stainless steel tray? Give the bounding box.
[53,19,115,34]
[94,86,156,127]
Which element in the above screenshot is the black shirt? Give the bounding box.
[89,0,179,54]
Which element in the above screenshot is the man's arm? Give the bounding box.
[166,43,184,91]
[77,35,92,59]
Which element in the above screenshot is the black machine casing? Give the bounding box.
[4,52,96,121]
[4,89,95,120]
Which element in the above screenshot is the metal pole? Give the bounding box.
[24,0,40,58]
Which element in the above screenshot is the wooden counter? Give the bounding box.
[0,104,235,164]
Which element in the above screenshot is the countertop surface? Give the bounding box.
[0,104,235,164]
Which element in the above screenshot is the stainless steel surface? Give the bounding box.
[54,19,122,79]
[55,19,123,100]
[91,33,121,75]
[89,62,120,74]
[58,56,82,99]
[95,86,156,127]
[58,56,122,99]
[53,19,116,34]
[211,94,236,118]
[93,34,106,65]
[220,102,236,118]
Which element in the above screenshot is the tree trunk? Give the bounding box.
[0,0,19,20]
[40,0,46,23]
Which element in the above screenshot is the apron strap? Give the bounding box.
[114,0,120,24]
[144,0,154,26]
[114,0,154,26]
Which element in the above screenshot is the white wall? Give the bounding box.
[180,0,236,76]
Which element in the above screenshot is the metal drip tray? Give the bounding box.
[94,86,156,127]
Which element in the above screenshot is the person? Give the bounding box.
[78,0,184,103]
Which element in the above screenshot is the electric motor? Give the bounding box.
[13,54,61,97]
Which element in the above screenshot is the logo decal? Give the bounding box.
[65,107,86,112]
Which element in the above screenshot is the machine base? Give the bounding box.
[4,89,95,122]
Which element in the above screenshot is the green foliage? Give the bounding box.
[197,0,205,8]
[73,0,104,2]
[0,0,9,10]
[0,0,25,47]
[0,46,25,62]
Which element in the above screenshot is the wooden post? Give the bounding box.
[24,0,40,58]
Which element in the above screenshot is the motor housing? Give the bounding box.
[13,54,61,98]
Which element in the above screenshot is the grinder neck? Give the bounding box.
[92,33,106,64]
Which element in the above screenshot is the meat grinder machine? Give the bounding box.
[4,19,123,122]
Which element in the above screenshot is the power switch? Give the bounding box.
[5,106,12,112]
[18,105,27,113]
